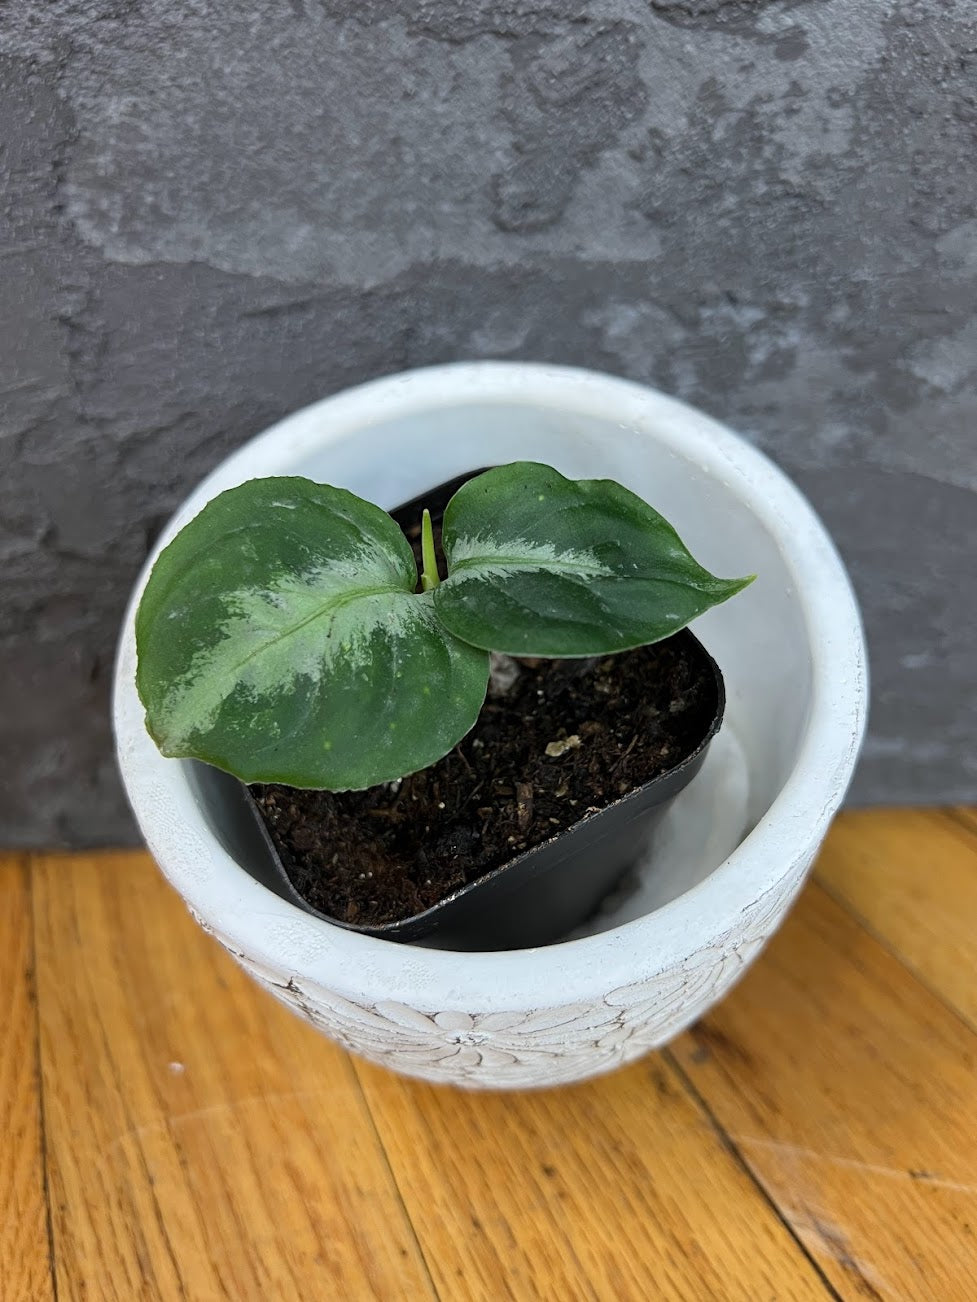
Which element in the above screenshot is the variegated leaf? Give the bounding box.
[136,477,489,789]
[434,462,753,656]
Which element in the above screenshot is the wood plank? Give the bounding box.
[353,1052,831,1300]
[816,807,977,1027]
[31,850,434,1302]
[672,880,977,1301]
[947,805,977,837]
[0,855,55,1302]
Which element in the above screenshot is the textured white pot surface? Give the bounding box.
[114,362,867,1090]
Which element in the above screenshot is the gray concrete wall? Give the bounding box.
[2,1,975,846]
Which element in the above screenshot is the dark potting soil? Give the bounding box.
[250,469,719,928]
[252,637,717,928]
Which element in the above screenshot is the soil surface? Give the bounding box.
[251,471,720,928]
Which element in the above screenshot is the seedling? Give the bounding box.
[136,462,752,790]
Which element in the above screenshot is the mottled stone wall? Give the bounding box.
[2,1,975,845]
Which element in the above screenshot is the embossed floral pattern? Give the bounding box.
[195,865,813,1089]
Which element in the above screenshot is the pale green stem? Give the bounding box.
[420,508,440,591]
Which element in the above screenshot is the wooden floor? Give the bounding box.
[4,810,977,1301]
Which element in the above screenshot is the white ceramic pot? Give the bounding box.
[113,363,867,1090]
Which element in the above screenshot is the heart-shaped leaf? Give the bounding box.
[434,462,753,656]
[136,477,489,789]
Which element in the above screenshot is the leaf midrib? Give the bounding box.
[218,580,410,681]
[446,557,738,595]
[447,553,610,577]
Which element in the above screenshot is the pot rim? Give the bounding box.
[113,361,868,1009]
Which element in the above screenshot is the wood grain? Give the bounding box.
[6,812,977,1300]
[0,855,55,1302]
[353,1053,830,1300]
[948,806,977,836]
[673,881,977,1301]
[31,851,434,1302]
[816,808,977,1027]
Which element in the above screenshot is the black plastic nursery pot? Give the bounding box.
[243,661,721,951]
[240,471,727,952]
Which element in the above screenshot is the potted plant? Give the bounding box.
[133,460,752,949]
[114,362,867,1090]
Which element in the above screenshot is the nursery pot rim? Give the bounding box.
[113,361,868,1009]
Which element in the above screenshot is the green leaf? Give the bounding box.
[135,477,489,789]
[434,462,754,657]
